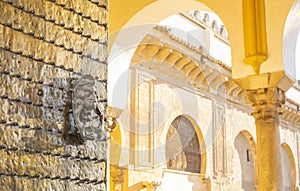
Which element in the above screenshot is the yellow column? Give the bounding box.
[110,165,125,191]
[246,88,284,191]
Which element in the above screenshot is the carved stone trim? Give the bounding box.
[280,105,300,128]
[110,165,124,188]
[246,88,285,121]
[212,103,226,176]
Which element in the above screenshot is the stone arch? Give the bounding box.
[109,0,296,93]
[281,142,297,191]
[165,115,206,176]
[283,0,300,80]
[109,0,217,51]
[234,130,258,191]
[108,0,230,110]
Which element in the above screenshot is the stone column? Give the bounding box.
[110,165,125,191]
[246,88,285,191]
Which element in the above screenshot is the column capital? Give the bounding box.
[246,87,285,121]
[110,165,125,185]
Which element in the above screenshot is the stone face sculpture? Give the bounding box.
[72,75,104,142]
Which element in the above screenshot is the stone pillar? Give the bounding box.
[110,165,125,191]
[246,88,285,191]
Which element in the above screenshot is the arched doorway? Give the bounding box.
[234,131,257,191]
[166,115,201,173]
[162,115,206,191]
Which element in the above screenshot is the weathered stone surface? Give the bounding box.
[0,0,107,190]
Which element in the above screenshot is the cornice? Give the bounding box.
[127,25,300,128]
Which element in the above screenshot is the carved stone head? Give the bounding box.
[72,75,104,142]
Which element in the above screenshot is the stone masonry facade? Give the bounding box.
[0,0,107,190]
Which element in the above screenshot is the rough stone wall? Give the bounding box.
[0,0,107,190]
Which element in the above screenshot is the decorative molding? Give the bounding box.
[152,25,231,72]
[181,11,229,43]
[134,34,227,97]
[280,104,300,128]
[246,88,285,121]
[134,25,300,130]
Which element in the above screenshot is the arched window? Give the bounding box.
[165,116,201,173]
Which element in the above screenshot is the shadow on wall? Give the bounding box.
[234,133,256,191]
